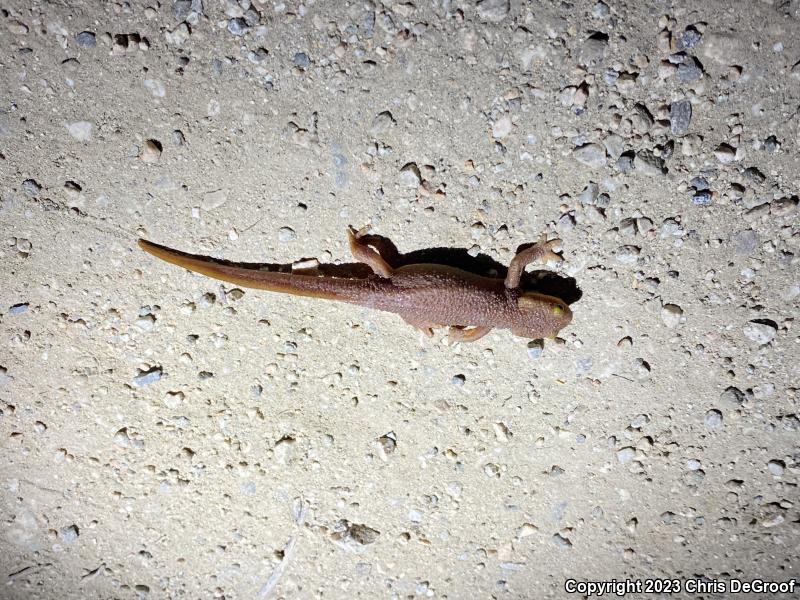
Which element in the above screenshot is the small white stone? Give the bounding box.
[714,144,736,164]
[742,321,777,345]
[201,190,227,211]
[767,460,785,476]
[139,139,162,163]
[278,227,296,242]
[661,304,683,328]
[143,79,166,97]
[492,115,513,139]
[66,121,93,141]
[617,447,635,463]
[573,143,607,168]
[398,163,421,188]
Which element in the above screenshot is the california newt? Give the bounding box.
[138,227,572,343]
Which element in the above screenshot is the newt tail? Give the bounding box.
[137,239,374,303]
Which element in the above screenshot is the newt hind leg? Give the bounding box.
[448,325,492,343]
[348,225,394,278]
[504,233,563,289]
[402,316,441,337]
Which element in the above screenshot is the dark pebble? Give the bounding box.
[293,52,310,68]
[677,59,703,83]
[692,192,712,206]
[676,27,702,50]
[669,99,692,136]
[76,31,96,48]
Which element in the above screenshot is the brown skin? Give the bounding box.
[138,227,572,343]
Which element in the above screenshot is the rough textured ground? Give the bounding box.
[1,0,799,598]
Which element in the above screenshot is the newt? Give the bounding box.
[138,227,572,343]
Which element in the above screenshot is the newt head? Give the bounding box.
[514,292,573,340]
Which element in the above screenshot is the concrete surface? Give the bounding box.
[1,0,798,598]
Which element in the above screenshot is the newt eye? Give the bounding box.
[552,305,564,316]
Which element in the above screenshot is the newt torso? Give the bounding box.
[358,265,518,328]
[138,228,572,343]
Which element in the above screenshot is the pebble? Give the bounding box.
[743,167,765,185]
[701,33,745,65]
[770,196,798,217]
[578,32,609,67]
[692,191,712,206]
[202,189,226,210]
[677,59,703,83]
[492,115,513,139]
[592,1,610,18]
[370,111,395,135]
[9,303,29,315]
[633,150,666,176]
[139,139,163,163]
[22,179,41,197]
[59,525,79,543]
[66,121,93,142]
[603,69,619,86]
[669,100,692,136]
[76,31,96,48]
[278,227,296,242]
[174,0,193,20]
[133,367,162,387]
[165,22,190,46]
[714,144,737,164]
[634,358,651,379]
[293,52,311,69]
[228,18,248,36]
[767,460,785,477]
[576,357,592,376]
[398,163,422,187]
[764,135,780,153]
[476,0,510,22]
[243,8,260,27]
[631,104,654,133]
[617,152,634,173]
[731,229,758,255]
[551,533,572,549]
[573,143,607,169]
[720,386,745,406]
[675,27,702,50]
[704,409,723,429]
[615,245,640,264]
[603,133,624,159]
[526,339,544,358]
[143,79,166,97]
[7,20,29,35]
[742,320,777,345]
[617,447,636,463]
[661,303,683,328]
[579,182,599,205]
[248,47,268,63]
